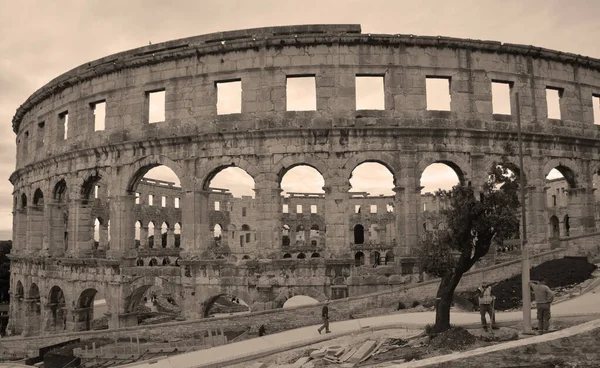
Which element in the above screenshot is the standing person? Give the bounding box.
[317,300,331,334]
[529,278,554,334]
[478,283,498,331]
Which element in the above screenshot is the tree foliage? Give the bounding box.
[417,164,520,331]
[0,241,11,303]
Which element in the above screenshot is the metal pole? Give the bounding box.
[516,92,532,332]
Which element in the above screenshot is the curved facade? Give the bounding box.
[8,24,600,335]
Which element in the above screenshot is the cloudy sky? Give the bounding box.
[0,0,598,240]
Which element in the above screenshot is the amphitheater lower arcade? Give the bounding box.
[8,24,600,336]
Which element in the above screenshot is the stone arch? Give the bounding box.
[162,257,171,266]
[125,155,189,194]
[353,224,365,244]
[28,283,40,299]
[73,288,98,331]
[33,188,44,206]
[297,252,306,259]
[20,193,27,209]
[53,179,68,202]
[201,289,254,318]
[355,251,365,266]
[385,250,394,264]
[564,214,571,236]
[283,253,292,258]
[290,286,328,302]
[136,258,144,266]
[549,215,560,238]
[242,255,250,260]
[199,157,259,191]
[342,153,401,186]
[80,171,104,200]
[543,159,580,188]
[15,280,24,298]
[311,252,320,258]
[416,154,471,187]
[149,258,158,266]
[47,286,67,332]
[482,156,527,185]
[272,154,329,187]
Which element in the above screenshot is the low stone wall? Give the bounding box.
[0,248,568,359]
[560,231,600,259]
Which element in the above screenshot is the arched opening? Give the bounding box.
[75,288,98,331]
[280,165,325,196]
[135,221,141,247]
[310,224,319,246]
[564,214,570,237]
[348,162,395,196]
[283,253,292,259]
[385,250,394,265]
[297,252,306,259]
[26,283,41,335]
[93,218,102,249]
[311,252,320,258]
[203,294,251,318]
[242,255,250,260]
[213,224,223,246]
[53,179,68,202]
[283,295,320,308]
[33,188,44,206]
[282,224,291,246]
[147,222,155,248]
[174,223,181,247]
[136,258,144,266]
[162,257,171,266]
[129,164,183,250]
[353,224,365,244]
[355,251,365,266]
[160,222,169,248]
[149,258,158,266]
[21,193,27,208]
[47,286,67,332]
[549,215,560,238]
[420,162,463,195]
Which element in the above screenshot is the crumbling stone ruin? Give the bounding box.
[7,24,600,336]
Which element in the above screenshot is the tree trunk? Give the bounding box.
[434,270,464,332]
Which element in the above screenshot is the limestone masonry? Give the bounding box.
[8,24,600,336]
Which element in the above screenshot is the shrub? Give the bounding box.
[411,300,420,308]
[397,301,407,310]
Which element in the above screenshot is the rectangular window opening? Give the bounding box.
[370,204,377,214]
[355,75,385,110]
[148,90,166,123]
[94,185,99,199]
[546,88,562,119]
[355,205,361,214]
[214,201,220,211]
[161,196,166,208]
[286,76,316,111]
[283,204,289,213]
[59,111,69,140]
[593,95,600,125]
[492,81,512,115]
[92,101,106,131]
[296,205,303,214]
[426,77,451,111]
[242,207,247,217]
[37,121,45,146]
[135,192,140,204]
[310,204,317,214]
[174,197,180,209]
[148,194,154,206]
[216,80,242,115]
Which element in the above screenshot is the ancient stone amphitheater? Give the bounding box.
[8,24,600,336]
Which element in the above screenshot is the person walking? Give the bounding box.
[530,278,554,334]
[317,300,331,334]
[478,283,498,331]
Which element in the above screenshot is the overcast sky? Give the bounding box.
[0,0,598,240]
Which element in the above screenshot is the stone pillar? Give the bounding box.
[7,296,24,335]
[566,186,595,236]
[323,175,351,258]
[139,226,148,248]
[66,307,94,331]
[398,176,420,257]
[44,303,67,333]
[14,209,27,254]
[526,184,548,247]
[27,205,44,253]
[254,174,282,258]
[98,221,109,250]
[66,198,93,257]
[181,190,210,255]
[167,228,175,248]
[107,194,137,259]
[392,185,408,257]
[22,298,41,336]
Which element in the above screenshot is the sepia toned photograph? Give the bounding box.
[0,1,599,367]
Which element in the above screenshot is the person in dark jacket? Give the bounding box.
[317,300,331,334]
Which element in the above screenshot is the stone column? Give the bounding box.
[392,185,407,258]
[7,296,24,335]
[27,205,44,254]
[167,228,175,248]
[67,198,93,258]
[323,176,351,258]
[180,190,210,256]
[398,178,420,257]
[139,226,148,248]
[254,174,282,258]
[22,298,41,336]
[98,221,109,250]
[44,303,67,333]
[14,209,27,254]
[107,194,136,259]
